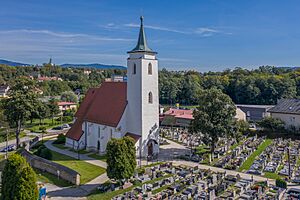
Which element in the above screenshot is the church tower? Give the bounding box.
[126,16,159,158]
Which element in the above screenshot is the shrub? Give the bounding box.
[53,133,66,144]
[34,144,53,160]
[276,178,287,189]
[1,154,38,200]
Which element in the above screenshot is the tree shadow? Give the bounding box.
[47,183,99,198]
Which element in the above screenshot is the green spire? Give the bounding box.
[128,16,156,54]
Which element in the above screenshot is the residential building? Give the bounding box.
[269,99,300,130]
[57,102,77,112]
[0,85,9,97]
[236,104,274,121]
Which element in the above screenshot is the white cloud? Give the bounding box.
[124,23,188,34]
[123,23,229,37]
[0,29,133,41]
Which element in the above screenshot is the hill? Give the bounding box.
[0,59,126,70]
[60,63,126,70]
[0,59,30,66]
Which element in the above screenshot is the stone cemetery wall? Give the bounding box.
[21,149,80,185]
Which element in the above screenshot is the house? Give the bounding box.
[104,75,127,82]
[66,16,159,158]
[37,75,62,82]
[235,107,246,121]
[0,85,10,97]
[160,108,194,127]
[160,107,245,127]
[57,102,77,112]
[236,104,274,121]
[269,99,300,130]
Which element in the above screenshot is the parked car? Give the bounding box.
[62,124,70,129]
[52,126,63,130]
[0,144,16,152]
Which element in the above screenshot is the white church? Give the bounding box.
[66,16,160,158]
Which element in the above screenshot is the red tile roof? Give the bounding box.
[57,101,77,106]
[125,132,141,143]
[66,82,127,141]
[84,82,127,127]
[164,108,194,120]
[66,119,83,141]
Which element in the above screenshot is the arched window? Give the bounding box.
[148,63,152,75]
[148,92,153,104]
[133,64,136,74]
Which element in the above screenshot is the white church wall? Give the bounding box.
[86,121,122,154]
[126,57,143,136]
[141,58,160,156]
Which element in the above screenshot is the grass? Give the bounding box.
[48,150,106,184]
[35,169,73,187]
[88,175,171,200]
[0,131,26,143]
[264,172,284,180]
[52,143,69,150]
[238,139,272,172]
[230,139,246,151]
[89,153,107,162]
[26,118,73,133]
[69,148,90,154]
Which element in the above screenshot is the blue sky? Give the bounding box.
[1,0,300,71]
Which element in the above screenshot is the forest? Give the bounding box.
[0,64,299,105]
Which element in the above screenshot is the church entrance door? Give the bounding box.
[148,142,153,156]
[97,141,100,151]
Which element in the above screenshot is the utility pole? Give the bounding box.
[5,128,8,159]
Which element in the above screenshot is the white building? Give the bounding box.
[66,16,160,158]
[269,99,300,130]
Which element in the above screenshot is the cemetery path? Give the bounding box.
[44,139,107,168]
[158,138,190,160]
[172,160,275,184]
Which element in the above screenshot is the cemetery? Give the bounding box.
[91,162,285,199]
[160,127,300,183]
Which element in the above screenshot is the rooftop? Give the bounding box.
[269,99,300,114]
[128,16,156,54]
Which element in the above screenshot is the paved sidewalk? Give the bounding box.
[44,140,107,168]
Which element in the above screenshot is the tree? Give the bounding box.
[47,98,60,125]
[1,154,38,200]
[61,91,78,103]
[191,88,236,157]
[258,117,285,132]
[106,136,136,181]
[276,178,287,189]
[1,77,38,147]
[35,101,50,125]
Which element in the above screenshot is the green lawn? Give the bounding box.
[35,169,72,187]
[69,148,90,154]
[52,143,69,150]
[263,172,284,180]
[0,131,26,143]
[230,139,246,151]
[49,150,106,184]
[89,153,107,162]
[238,139,272,172]
[26,118,72,133]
